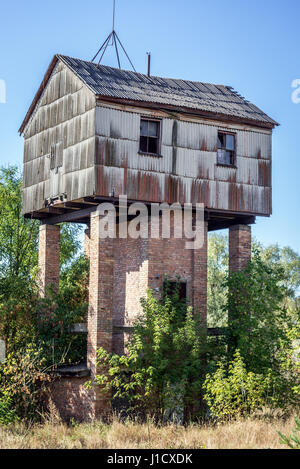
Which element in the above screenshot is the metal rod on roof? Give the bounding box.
[114,31,136,72]
[97,32,113,66]
[112,0,116,31]
[91,32,112,62]
[113,31,121,69]
[147,52,151,77]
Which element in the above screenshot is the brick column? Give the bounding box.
[228,224,252,355]
[229,224,251,272]
[192,220,208,325]
[87,213,114,417]
[38,224,60,297]
[84,227,90,259]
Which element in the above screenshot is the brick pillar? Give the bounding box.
[192,220,208,325]
[87,213,114,417]
[84,227,90,259]
[229,224,251,272]
[38,224,60,297]
[228,224,252,355]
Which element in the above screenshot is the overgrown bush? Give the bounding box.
[203,350,272,421]
[38,255,89,367]
[225,249,300,409]
[0,393,19,426]
[91,285,208,422]
[278,416,300,449]
[0,343,51,421]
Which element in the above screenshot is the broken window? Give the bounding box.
[163,280,187,302]
[217,132,235,166]
[139,118,160,155]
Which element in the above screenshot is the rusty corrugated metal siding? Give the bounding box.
[22,61,96,214]
[94,106,272,215]
[21,57,273,217]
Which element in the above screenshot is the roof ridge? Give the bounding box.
[19,53,279,134]
[57,54,232,90]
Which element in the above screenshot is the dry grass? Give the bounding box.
[0,414,296,449]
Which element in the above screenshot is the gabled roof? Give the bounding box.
[19,54,278,134]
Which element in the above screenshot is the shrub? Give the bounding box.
[0,343,51,421]
[278,416,300,449]
[37,255,89,367]
[203,350,272,421]
[91,285,208,422]
[0,392,18,425]
[225,249,300,408]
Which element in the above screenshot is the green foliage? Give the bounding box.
[0,166,89,421]
[59,255,89,310]
[207,234,300,330]
[278,416,300,449]
[92,285,208,422]
[0,165,84,282]
[0,393,19,426]
[0,343,51,421]
[38,256,89,367]
[0,277,36,352]
[226,249,300,408]
[207,233,228,328]
[0,166,39,279]
[203,350,272,421]
[0,165,88,361]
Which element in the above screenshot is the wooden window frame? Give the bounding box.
[217,131,236,167]
[139,117,162,157]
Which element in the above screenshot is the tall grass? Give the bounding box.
[0,415,296,449]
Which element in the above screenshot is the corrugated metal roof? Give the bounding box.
[58,54,278,127]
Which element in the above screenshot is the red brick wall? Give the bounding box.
[47,377,95,422]
[229,224,252,272]
[113,216,208,351]
[38,224,60,296]
[87,213,114,417]
[84,227,90,259]
[45,213,208,422]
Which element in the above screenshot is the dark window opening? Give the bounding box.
[139,119,160,155]
[163,280,187,302]
[217,132,235,166]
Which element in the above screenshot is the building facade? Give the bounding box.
[20,55,277,420]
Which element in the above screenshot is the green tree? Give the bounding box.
[207,233,300,328]
[92,286,208,422]
[207,233,228,327]
[0,166,39,280]
[203,350,272,421]
[226,249,299,408]
[0,165,83,283]
[0,165,88,359]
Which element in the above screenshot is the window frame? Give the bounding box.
[163,280,188,303]
[139,117,162,157]
[217,131,236,167]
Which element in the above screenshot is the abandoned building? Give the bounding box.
[19,54,278,420]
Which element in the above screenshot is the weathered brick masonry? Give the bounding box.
[38,224,60,296]
[46,213,209,420]
[39,217,253,421]
[229,224,252,272]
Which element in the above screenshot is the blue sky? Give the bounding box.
[0,0,299,253]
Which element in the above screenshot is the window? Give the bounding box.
[139,118,160,155]
[217,132,235,166]
[163,281,187,302]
